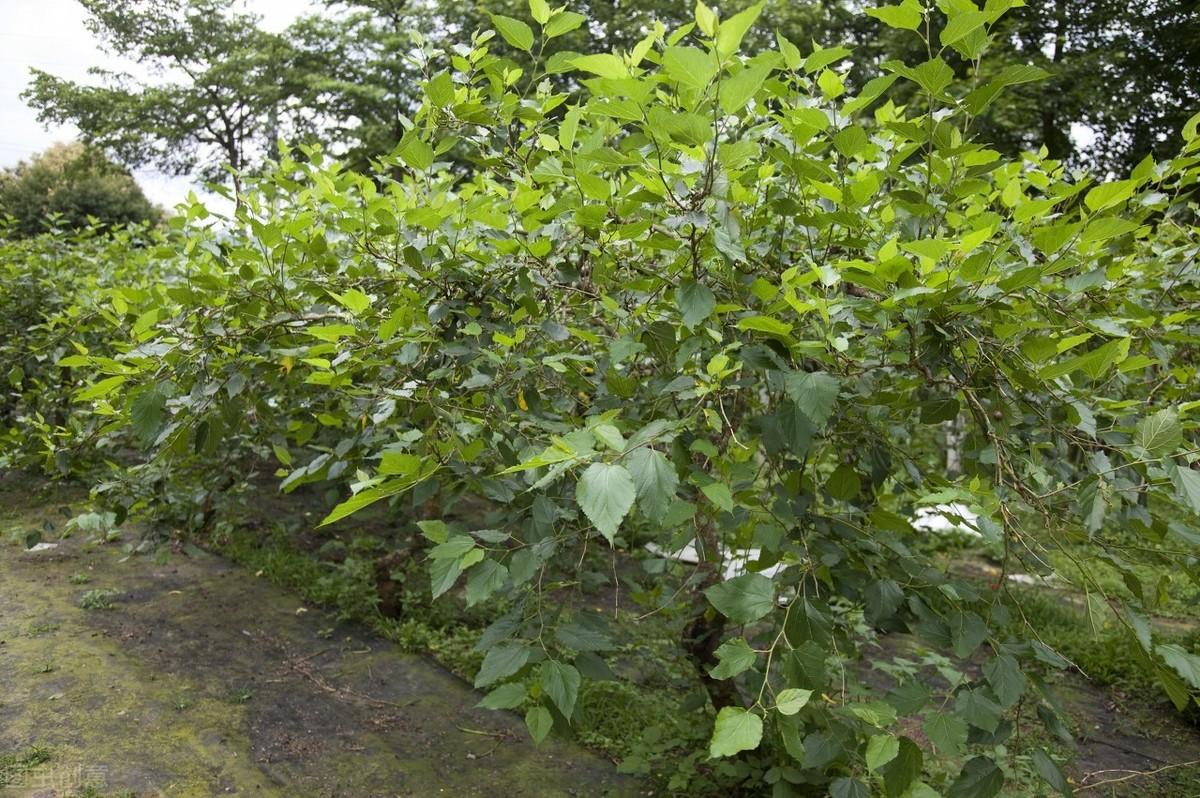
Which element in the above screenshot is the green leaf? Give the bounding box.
[737,314,792,337]
[571,53,629,80]
[1157,643,1200,689]
[676,279,716,329]
[881,737,924,797]
[544,11,586,38]
[709,706,763,757]
[983,654,1026,709]
[924,712,968,756]
[715,1,765,57]
[1085,179,1137,212]
[939,10,988,47]
[320,469,434,526]
[775,688,813,715]
[719,63,773,114]
[950,610,988,658]
[130,385,167,447]
[784,370,840,426]
[478,682,527,710]
[430,555,463,599]
[663,46,718,89]
[475,643,531,688]
[576,462,636,544]
[75,375,126,401]
[710,638,758,679]
[625,447,679,522]
[948,756,1004,798]
[866,0,923,30]
[540,661,581,719]
[826,464,862,502]
[1039,337,1130,380]
[956,688,1002,733]
[701,482,734,512]
[1172,466,1200,514]
[525,705,553,743]
[528,0,550,24]
[830,778,870,798]
[426,71,454,106]
[332,287,371,315]
[1135,408,1182,456]
[866,734,899,771]
[490,14,534,51]
[591,424,626,453]
[396,133,434,170]
[1032,749,1073,796]
[706,573,775,624]
[465,559,508,606]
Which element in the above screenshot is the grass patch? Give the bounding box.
[1008,587,1200,699]
[0,746,51,786]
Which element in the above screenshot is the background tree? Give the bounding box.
[0,142,160,236]
[21,0,309,193]
[22,0,1198,192]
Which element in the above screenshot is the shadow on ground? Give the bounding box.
[0,476,638,798]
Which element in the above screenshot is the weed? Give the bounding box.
[0,746,51,786]
[78,589,120,610]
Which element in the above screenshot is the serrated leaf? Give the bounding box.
[676,279,716,329]
[572,53,629,80]
[866,734,899,771]
[709,706,763,757]
[881,737,924,797]
[490,14,534,51]
[983,654,1026,709]
[576,462,636,544]
[1157,643,1200,689]
[948,756,1004,798]
[478,682,526,710]
[706,573,775,624]
[525,705,553,743]
[545,11,586,37]
[130,385,167,447]
[866,1,922,30]
[625,447,678,522]
[1032,749,1073,796]
[710,638,757,679]
[939,10,988,47]
[830,778,870,798]
[783,370,840,426]
[924,712,968,756]
[475,643,531,688]
[1136,408,1182,456]
[465,559,508,606]
[1173,466,1200,515]
[540,661,581,720]
[775,688,813,715]
[715,1,765,56]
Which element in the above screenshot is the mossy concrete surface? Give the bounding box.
[0,475,638,797]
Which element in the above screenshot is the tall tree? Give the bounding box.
[22,0,308,193]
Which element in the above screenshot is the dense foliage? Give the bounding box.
[0,143,160,237]
[5,1,1200,795]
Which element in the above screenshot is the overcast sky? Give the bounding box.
[0,0,316,211]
